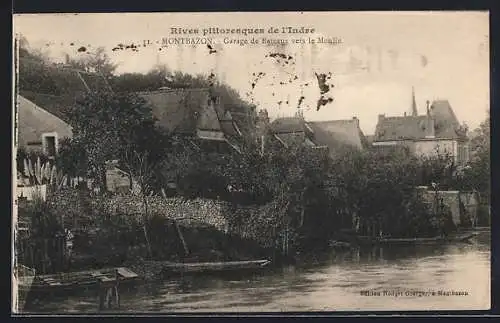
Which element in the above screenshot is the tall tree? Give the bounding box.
[65,46,118,78]
[461,115,490,197]
[66,90,164,193]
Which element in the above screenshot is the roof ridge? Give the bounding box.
[135,88,210,95]
[308,119,357,124]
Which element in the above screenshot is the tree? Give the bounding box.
[64,46,118,78]
[18,35,50,63]
[66,90,164,193]
[460,115,490,197]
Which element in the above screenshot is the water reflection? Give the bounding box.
[22,232,490,313]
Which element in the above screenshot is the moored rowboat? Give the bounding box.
[18,267,140,295]
[355,232,478,246]
[145,259,271,275]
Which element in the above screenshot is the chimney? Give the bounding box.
[352,116,359,127]
[425,100,435,138]
[258,109,270,125]
[378,114,385,123]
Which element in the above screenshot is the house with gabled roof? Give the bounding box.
[17,95,73,157]
[258,109,367,157]
[136,88,243,153]
[270,116,320,149]
[372,88,469,165]
[307,117,369,156]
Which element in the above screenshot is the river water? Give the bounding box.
[23,231,490,313]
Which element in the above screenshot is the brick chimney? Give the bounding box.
[425,100,435,138]
[378,114,385,123]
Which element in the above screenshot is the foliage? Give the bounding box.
[460,115,490,198]
[17,195,65,273]
[63,46,118,78]
[16,149,68,191]
[65,90,167,193]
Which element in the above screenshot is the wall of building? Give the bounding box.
[414,139,457,160]
[18,96,73,155]
[420,189,479,227]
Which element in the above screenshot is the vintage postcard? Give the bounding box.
[12,11,490,314]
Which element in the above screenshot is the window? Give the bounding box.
[457,143,470,165]
[42,132,58,156]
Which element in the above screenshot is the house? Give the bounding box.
[372,88,469,165]
[17,95,73,157]
[137,88,243,153]
[307,117,368,157]
[257,109,367,157]
[270,115,320,149]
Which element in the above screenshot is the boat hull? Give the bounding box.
[146,259,271,276]
[18,267,140,299]
[355,233,478,246]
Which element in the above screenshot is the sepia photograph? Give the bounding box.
[12,11,490,314]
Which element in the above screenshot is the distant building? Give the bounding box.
[372,88,469,165]
[270,116,320,149]
[257,109,367,157]
[137,88,243,153]
[307,117,369,156]
[17,95,73,157]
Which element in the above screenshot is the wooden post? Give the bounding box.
[114,269,120,309]
[97,279,104,312]
[97,270,121,312]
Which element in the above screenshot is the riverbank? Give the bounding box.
[16,185,487,278]
[21,233,490,313]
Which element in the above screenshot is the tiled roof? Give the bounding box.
[307,119,366,152]
[429,100,462,138]
[374,115,428,141]
[270,116,305,134]
[271,116,318,148]
[137,88,242,153]
[374,100,463,142]
[137,88,219,135]
[17,95,73,147]
[274,132,306,147]
[19,90,76,124]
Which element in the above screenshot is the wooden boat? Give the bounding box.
[355,232,478,246]
[146,259,271,275]
[17,267,140,295]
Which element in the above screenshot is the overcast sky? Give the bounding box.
[14,11,489,134]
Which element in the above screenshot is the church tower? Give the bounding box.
[411,86,418,116]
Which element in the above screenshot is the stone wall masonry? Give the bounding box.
[101,194,230,232]
[47,188,281,247]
